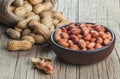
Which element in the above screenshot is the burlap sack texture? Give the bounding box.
[0,0,57,25]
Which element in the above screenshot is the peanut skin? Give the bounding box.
[96,37,103,44]
[68,40,80,50]
[79,23,87,30]
[61,32,69,39]
[7,40,32,51]
[83,28,90,35]
[90,38,96,42]
[54,29,62,41]
[57,39,69,47]
[104,39,111,45]
[77,34,83,39]
[96,25,105,32]
[90,30,98,37]
[44,65,54,71]
[61,27,67,33]
[86,41,89,45]
[86,24,93,28]
[78,39,86,49]
[70,35,79,43]
[55,29,62,35]
[54,34,61,41]
[54,23,112,50]
[84,34,92,41]
[98,32,106,39]
[106,32,112,40]
[87,42,95,49]
[95,43,102,49]
[37,61,46,67]
[67,23,76,31]
[70,28,81,35]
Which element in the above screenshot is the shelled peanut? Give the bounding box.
[6,0,70,51]
[54,23,112,50]
[31,57,54,74]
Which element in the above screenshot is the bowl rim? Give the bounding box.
[51,22,115,53]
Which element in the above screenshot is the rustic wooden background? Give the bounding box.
[0,0,120,79]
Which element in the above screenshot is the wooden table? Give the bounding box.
[0,0,120,79]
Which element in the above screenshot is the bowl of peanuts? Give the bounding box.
[50,22,115,65]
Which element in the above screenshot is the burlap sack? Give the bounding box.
[0,0,57,25]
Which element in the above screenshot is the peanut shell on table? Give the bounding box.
[31,57,53,74]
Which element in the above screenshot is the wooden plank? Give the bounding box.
[78,0,99,79]
[0,0,120,79]
[105,50,120,79]
[0,25,4,39]
[0,26,19,79]
[13,45,37,79]
[78,0,120,79]
[105,0,120,79]
[96,0,120,79]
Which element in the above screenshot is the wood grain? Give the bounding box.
[0,0,120,79]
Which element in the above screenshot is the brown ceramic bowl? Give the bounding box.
[50,22,116,65]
